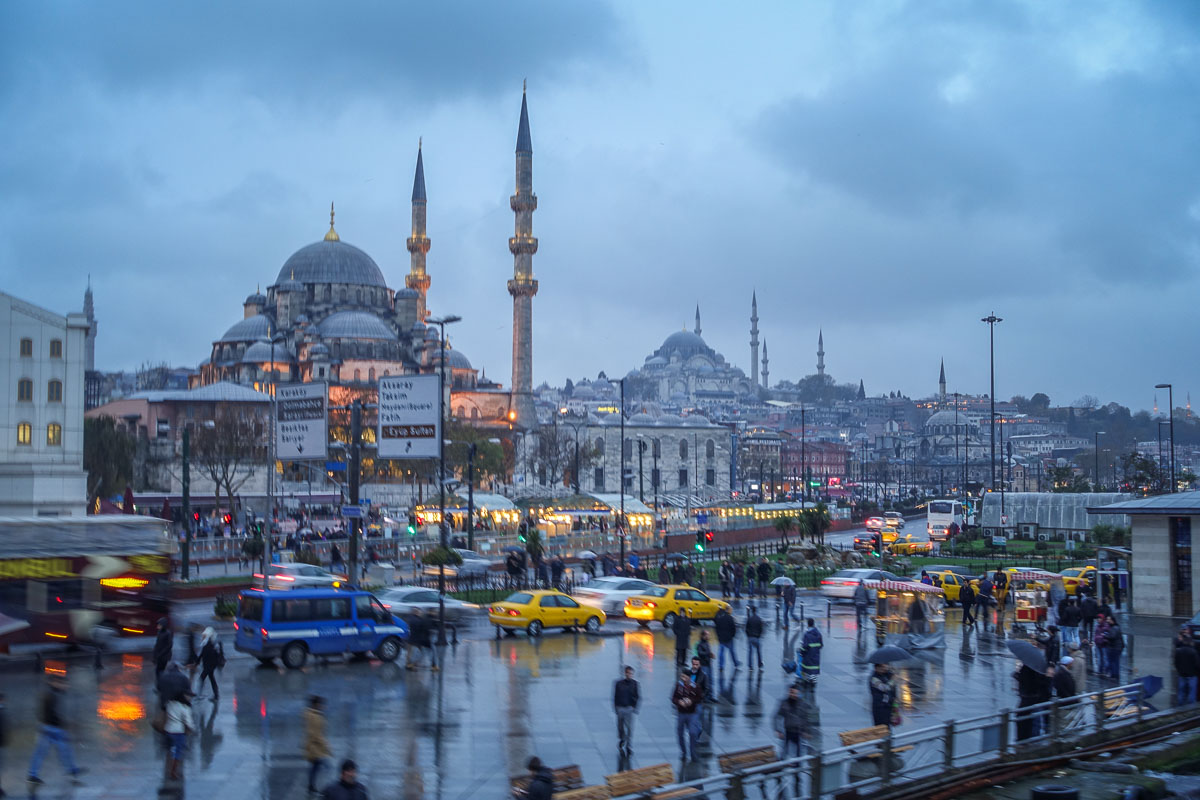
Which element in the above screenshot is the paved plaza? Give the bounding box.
[0,595,1182,799]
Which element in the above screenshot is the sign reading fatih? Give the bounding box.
[276,382,328,460]
[378,375,439,459]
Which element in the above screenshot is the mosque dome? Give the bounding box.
[310,343,330,359]
[629,412,656,425]
[644,355,668,367]
[244,291,267,306]
[683,415,711,426]
[657,414,685,427]
[318,310,395,340]
[431,348,473,370]
[242,340,292,363]
[279,277,304,293]
[218,314,272,343]
[276,239,387,288]
[395,288,419,299]
[295,314,310,325]
[659,330,709,358]
[573,384,596,400]
[923,409,962,430]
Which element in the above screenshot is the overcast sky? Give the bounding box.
[3,1,1197,411]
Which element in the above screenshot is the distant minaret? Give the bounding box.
[83,279,97,372]
[749,291,759,388]
[508,83,539,428]
[817,329,825,379]
[694,305,702,336]
[938,358,947,401]
[761,339,769,390]
[406,140,431,320]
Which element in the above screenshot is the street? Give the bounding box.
[0,594,1180,799]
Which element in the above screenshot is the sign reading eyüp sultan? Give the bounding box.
[378,374,439,459]
[276,382,328,459]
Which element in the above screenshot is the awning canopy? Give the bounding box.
[1089,491,1200,516]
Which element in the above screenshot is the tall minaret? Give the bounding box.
[761,339,769,390]
[694,305,702,336]
[508,83,539,428]
[749,291,759,388]
[938,358,947,401]
[83,279,97,372]
[406,140,431,320]
[816,329,825,379]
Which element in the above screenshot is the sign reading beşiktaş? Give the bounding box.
[276,382,328,459]
[378,374,439,459]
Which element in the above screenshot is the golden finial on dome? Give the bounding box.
[324,201,340,241]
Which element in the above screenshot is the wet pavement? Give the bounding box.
[0,593,1180,799]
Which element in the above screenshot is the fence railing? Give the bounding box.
[611,682,1174,800]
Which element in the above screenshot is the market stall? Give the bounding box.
[1007,571,1065,631]
[865,579,945,649]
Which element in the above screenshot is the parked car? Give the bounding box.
[488,590,605,637]
[376,586,478,623]
[572,576,659,616]
[819,568,908,599]
[256,563,348,591]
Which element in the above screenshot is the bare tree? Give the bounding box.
[531,425,599,490]
[192,408,266,516]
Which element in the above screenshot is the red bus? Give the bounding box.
[0,516,172,650]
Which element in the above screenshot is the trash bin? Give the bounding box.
[366,562,395,587]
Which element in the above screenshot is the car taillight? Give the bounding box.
[261,629,269,639]
[821,580,833,585]
[508,609,519,616]
[277,575,295,582]
[646,601,656,608]
[233,622,239,631]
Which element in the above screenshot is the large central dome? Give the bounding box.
[276,239,387,288]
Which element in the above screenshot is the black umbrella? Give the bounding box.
[868,645,912,664]
[1006,640,1047,672]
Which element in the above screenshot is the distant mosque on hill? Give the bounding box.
[191,86,543,429]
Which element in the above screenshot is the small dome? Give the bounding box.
[628,412,656,425]
[278,278,303,293]
[410,321,426,333]
[657,414,684,427]
[218,314,272,343]
[574,385,596,399]
[244,292,267,306]
[395,288,419,299]
[243,340,292,363]
[310,343,330,358]
[683,415,711,426]
[423,327,439,341]
[644,355,668,366]
[277,239,387,288]
[924,410,962,429]
[318,310,395,340]
[431,348,473,370]
[295,314,310,325]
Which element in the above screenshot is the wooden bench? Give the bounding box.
[838,725,913,756]
[1102,689,1141,719]
[604,763,698,798]
[718,745,778,773]
[510,764,585,795]
[556,786,612,800]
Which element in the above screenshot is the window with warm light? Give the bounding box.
[47,423,62,446]
[17,422,31,445]
[47,379,62,402]
[49,339,63,358]
[19,338,32,357]
[17,378,33,402]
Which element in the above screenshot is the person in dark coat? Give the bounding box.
[1052,659,1077,699]
[673,610,693,668]
[975,577,994,630]
[550,556,565,590]
[713,608,740,671]
[756,559,771,597]
[745,605,764,668]
[782,583,797,621]
[869,664,897,727]
[1014,663,1051,740]
[672,671,703,761]
[153,617,174,677]
[158,662,191,710]
[1176,634,1200,705]
[798,619,823,686]
[1104,619,1125,680]
[733,562,745,598]
[613,666,639,755]
[853,580,872,627]
[1058,597,1081,644]
[774,684,808,759]
[671,562,685,584]
[196,627,223,700]
[689,655,710,703]
[1042,626,1061,667]
[405,609,438,671]
[1080,593,1099,641]
[321,759,369,800]
[959,582,976,626]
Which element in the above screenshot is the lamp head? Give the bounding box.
[1156,383,1171,389]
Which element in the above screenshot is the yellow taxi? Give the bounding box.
[888,534,934,556]
[1060,565,1097,596]
[927,570,976,604]
[880,528,899,545]
[624,585,731,629]
[488,589,606,637]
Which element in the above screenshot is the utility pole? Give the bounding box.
[981,313,1002,493]
[800,405,807,504]
[467,442,477,552]
[619,378,627,565]
[637,437,646,503]
[181,427,191,580]
[1094,431,1106,492]
[348,400,362,588]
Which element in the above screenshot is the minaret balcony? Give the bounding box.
[406,235,431,254]
[510,193,538,212]
[509,236,539,256]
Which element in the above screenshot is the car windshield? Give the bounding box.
[641,587,668,598]
[504,592,533,604]
[1062,568,1082,577]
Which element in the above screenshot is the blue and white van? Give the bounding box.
[234,588,409,669]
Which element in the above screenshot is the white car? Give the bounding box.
[422,549,495,578]
[819,568,907,599]
[573,577,660,616]
[376,586,478,623]
[884,512,906,529]
[261,563,347,590]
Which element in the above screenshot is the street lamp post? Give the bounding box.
[618,377,626,565]
[1094,431,1106,491]
[800,405,807,503]
[428,314,461,646]
[637,436,646,503]
[1156,383,1176,492]
[1158,420,1170,492]
[981,313,1003,493]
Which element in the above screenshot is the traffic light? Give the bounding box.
[223,513,233,526]
[406,516,417,537]
[705,531,714,543]
[518,522,528,543]
[695,531,705,552]
[871,533,883,557]
[193,512,200,522]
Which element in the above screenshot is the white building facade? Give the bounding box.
[0,292,90,515]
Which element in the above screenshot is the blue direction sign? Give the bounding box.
[696,513,708,524]
[341,505,364,519]
[325,461,347,472]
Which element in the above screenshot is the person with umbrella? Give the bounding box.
[1008,640,1051,740]
[869,663,898,727]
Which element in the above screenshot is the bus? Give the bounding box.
[926,499,964,541]
[0,516,173,650]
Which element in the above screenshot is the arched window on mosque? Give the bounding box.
[353,369,362,382]
[456,406,466,418]
[471,407,480,419]
[679,439,688,460]
[368,368,376,382]
[340,288,348,303]
[706,439,715,460]
[356,289,362,304]
[595,437,604,456]
[653,438,661,458]
[623,438,633,460]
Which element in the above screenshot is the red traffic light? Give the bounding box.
[223,514,233,525]
[193,512,200,522]
[705,531,714,542]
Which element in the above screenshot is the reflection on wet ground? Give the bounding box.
[0,600,1176,798]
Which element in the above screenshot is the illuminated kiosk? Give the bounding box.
[865,579,945,649]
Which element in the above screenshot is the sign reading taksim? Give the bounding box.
[276,382,328,460]
[377,375,440,459]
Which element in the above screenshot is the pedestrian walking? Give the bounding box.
[745,604,764,669]
[673,610,693,668]
[1042,626,1061,667]
[550,556,565,590]
[184,622,201,682]
[1059,597,1081,644]
[869,664,897,727]
[671,671,703,761]
[164,693,195,780]
[153,617,174,677]
[1066,642,1087,690]
[330,545,344,574]
[322,759,368,800]
[1014,662,1051,740]
[773,684,808,759]
[613,666,639,755]
[689,655,711,703]
[959,581,975,626]
[196,627,224,700]
[798,618,823,687]
[1176,634,1199,705]
[303,695,332,794]
[733,561,745,598]
[782,583,797,621]
[405,608,438,671]
[756,558,771,598]
[696,632,715,700]
[1051,659,1077,699]
[719,561,732,597]
[853,579,872,627]
[1080,592,1099,641]
[26,675,83,787]
[713,607,740,671]
[975,577,994,630]
[1093,613,1111,676]
[1104,617,1124,680]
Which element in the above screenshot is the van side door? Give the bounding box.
[353,594,377,651]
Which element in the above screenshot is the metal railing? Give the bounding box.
[611,682,1181,800]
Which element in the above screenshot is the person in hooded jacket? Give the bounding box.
[673,610,693,668]
[322,759,368,800]
[521,757,554,800]
[745,605,764,668]
[774,684,808,759]
[713,607,739,671]
[1080,592,1099,641]
[153,617,174,677]
[196,627,223,700]
[798,618,823,687]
